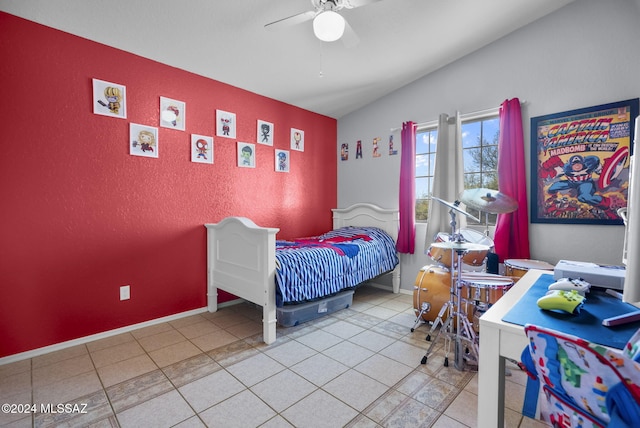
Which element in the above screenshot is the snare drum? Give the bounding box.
[504,259,554,282]
[460,273,514,307]
[427,229,494,268]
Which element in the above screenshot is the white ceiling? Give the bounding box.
[1,0,576,118]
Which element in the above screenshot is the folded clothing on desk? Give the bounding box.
[501,273,640,349]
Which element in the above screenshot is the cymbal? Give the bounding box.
[430,196,480,222]
[430,241,490,252]
[460,188,518,214]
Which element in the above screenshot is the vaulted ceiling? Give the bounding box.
[1,0,576,118]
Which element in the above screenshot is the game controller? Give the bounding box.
[537,289,585,314]
[548,278,591,296]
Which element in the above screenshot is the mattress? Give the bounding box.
[275,226,398,305]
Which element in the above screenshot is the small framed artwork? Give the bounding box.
[130,123,158,158]
[531,98,638,225]
[93,78,126,119]
[257,120,274,146]
[160,97,186,130]
[340,143,349,161]
[290,128,304,151]
[191,134,213,164]
[275,149,290,172]
[217,110,236,139]
[237,142,255,168]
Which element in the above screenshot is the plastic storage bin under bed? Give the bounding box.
[276,290,354,327]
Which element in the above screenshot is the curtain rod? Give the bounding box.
[389,99,526,133]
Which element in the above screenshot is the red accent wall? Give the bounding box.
[0,12,337,358]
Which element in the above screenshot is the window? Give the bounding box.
[415,128,437,222]
[415,116,500,225]
[462,117,500,224]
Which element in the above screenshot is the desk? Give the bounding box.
[477,269,546,428]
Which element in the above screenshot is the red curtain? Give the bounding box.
[397,121,416,254]
[494,98,530,261]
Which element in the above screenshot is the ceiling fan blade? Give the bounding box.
[264,10,316,31]
[341,20,360,48]
[344,0,384,9]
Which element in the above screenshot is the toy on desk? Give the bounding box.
[548,277,591,296]
[537,289,585,314]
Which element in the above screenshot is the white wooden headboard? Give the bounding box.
[332,203,399,242]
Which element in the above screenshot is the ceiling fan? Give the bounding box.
[264,0,384,47]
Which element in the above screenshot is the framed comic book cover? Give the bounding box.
[531,98,638,224]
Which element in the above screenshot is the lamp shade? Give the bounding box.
[313,10,346,42]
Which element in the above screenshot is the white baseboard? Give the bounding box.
[0,300,244,367]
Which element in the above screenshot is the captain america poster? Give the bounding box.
[531,98,638,224]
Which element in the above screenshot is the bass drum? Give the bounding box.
[413,265,473,324]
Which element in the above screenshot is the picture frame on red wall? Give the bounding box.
[257,119,274,146]
[290,128,304,152]
[237,142,255,168]
[130,123,158,158]
[216,109,236,139]
[191,134,213,164]
[160,97,186,131]
[92,78,127,119]
[275,149,289,172]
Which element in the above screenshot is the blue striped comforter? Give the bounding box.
[275,227,399,306]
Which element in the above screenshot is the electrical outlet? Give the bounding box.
[120,285,130,301]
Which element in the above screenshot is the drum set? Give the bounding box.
[413,189,519,370]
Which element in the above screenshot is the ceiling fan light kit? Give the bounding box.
[265,0,382,47]
[313,10,346,42]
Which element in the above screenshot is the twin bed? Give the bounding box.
[205,203,400,344]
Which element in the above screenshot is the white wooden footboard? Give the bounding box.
[205,217,279,344]
[205,203,400,345]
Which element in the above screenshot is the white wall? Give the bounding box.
[338,0,640,292]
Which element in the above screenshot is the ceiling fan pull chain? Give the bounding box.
[319,42,324,78]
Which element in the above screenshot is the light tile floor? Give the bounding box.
[0,285,550,428]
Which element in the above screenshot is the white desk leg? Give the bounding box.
[478,324,506,427]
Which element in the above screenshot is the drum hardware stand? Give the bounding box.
[411,202,464,335]
[410,300,430,332]
[453,250,480,370]
[418,197,486,369]
[418,250,484,368]
[421,247,480,369]
[482,211,491,237]
[420,208,463,364]
[410,270,431,332]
